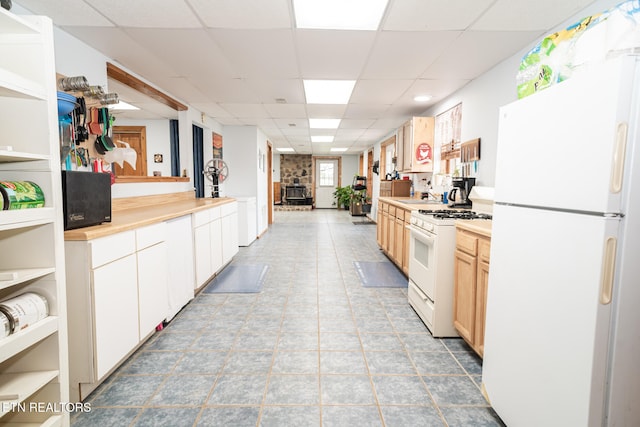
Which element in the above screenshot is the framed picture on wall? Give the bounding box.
[212,132,223,159]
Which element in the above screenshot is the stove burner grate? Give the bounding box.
[417,209,492,220]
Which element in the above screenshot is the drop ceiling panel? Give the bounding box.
[188,0,292,29]
[305,105,347,118]
[196,78,261,103]
[264,104,307,118]
[125,29,237,80]
[85,0,201,28]
[360,31,461,79]
[422,30,542,80]
[339,119,376,129]
[350,79,414,104]
[219,103,270,118]
[273,118,308,128]
[295,30,376,79]
[383,0,495,31]
[191,103,234,119]
[151,77,211,104]
[335,129,366,139]
[209,29,299,79]
[244,79,305,104]
[472,0,594,31]
[344,104,390,119]
[16,0,114,26]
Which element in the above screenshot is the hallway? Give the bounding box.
[71,209,503,426]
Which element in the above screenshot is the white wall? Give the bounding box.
[419,0,621,187]
[340,155,360,187]
[114,118,171,177]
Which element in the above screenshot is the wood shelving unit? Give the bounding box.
[0,8,70,427]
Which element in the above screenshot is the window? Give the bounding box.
[319,162,335,186]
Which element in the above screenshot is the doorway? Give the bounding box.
[192,125,204,198]
[112,126,147,176]
[315,159,339,208]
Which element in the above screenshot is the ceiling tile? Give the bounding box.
[383,0,495,31]
[338,119,376,129]
[196,78,261,103]
[422,30,542,80]
[86,0,201,28]
[344,104,390,119]
[188,0,292,29]
[191,103,234,119]
[273,118,309,128]
[472,0,595,31]
[360,31,461,79]
[305,105,347,118]
[219,103,270,118]
[264,104,307,118]
[295,29,376,79]
[209,29,299,79]
[350,79,414,104]
[125,29,237,80]
[16,0,114,26]
[244,79,305,104]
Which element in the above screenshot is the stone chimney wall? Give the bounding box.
[280,155,313,187]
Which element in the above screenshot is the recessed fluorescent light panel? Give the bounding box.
[109,101,140,111]
[294,0,389,30]
[414,95,433,102]
[309,118,341,129]
[277,147,295,152]
[311,136,334,143]
[331,147,348,152]
[303,80,356,105]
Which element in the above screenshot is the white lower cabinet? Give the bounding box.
[92,254,139,380]
[137,242,168,337]
[166,216,195,321]
[221,202,239,265]
[193,203,237,289]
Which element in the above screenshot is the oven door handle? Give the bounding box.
[410,226,436,246]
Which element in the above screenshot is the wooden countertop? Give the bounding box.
[455,219,492,237]
[64,196,236,241]
[378,196,451,211]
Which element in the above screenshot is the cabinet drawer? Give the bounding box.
[209,206,221,220]
[478,238,491,264]
[90,231,136,268]
[192,209,211,228]
[136,222,166,250]
[456,230,478,256]
[388,206,396,218]
[395,209,405,222]
[221,201,237,216]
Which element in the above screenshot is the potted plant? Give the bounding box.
[332,186,353,210]
[350,189,371,216]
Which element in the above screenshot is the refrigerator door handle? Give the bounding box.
[600,237,617,305]
[611,122,628,194]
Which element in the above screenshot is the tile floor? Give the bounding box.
[71,209,505,427]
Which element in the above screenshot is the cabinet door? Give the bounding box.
[194,223,212,287]
[381,210,388,251]
[376,203,383,247]
[166,216,195,320]
[402,120,412,171]
[475,261,490,357]
[210,216,224,275]
[92,254,139,380]
[137,242,169,337]
[221,212,238,265]
[387,211,396,256]
[394,216,404,266]
[403,216,411,276]
[396,127,404,172]
[453,249,477,345]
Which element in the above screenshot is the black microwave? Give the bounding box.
[61,171,112,230]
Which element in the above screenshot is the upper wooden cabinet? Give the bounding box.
[398,117,435,173]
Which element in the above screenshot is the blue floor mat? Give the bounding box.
[354,261,408,288]
[203,264,269,293]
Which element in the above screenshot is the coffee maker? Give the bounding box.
[448,177,476,208]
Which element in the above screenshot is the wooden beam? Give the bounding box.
[106,62,188,111]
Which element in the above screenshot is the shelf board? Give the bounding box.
[0,317,58,364]
[0,209,55,232]
[0,151,49,163]
[0,9,40,35]
[0,371,59,417]
[0,268,55,292]
[0,69,47,101]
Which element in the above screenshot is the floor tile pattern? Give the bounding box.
[71,209,504,426]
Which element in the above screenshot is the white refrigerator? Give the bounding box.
[483,55,640,427]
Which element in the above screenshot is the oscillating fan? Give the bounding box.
[203,158,229,198]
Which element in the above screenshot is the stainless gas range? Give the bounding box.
[407,208,492,337]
